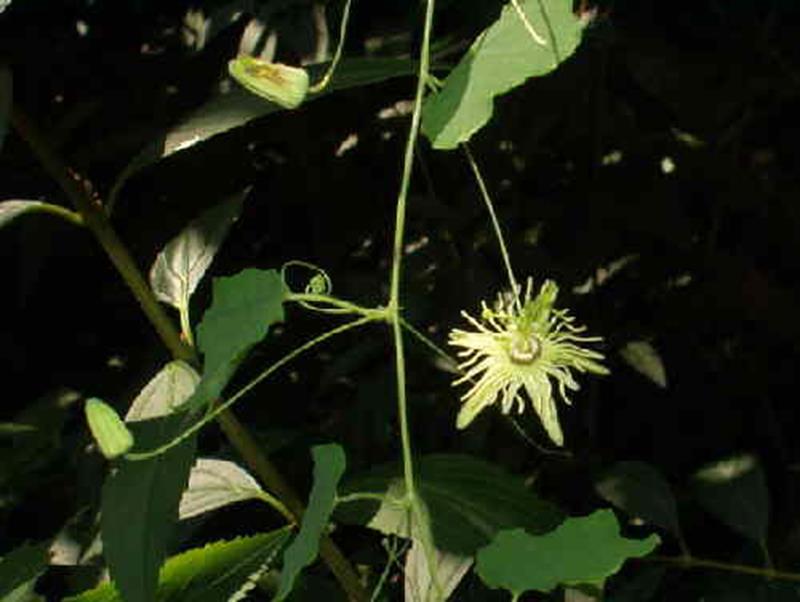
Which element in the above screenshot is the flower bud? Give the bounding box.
[85,398,134,459]
[228,56,309,109]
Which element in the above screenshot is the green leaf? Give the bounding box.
[0,542,49,598]
[0,66,10,152]
[101,415,197,602]
[109,58,423,203]
[422,0,586,149]
[404,540,472,602]
[125,360,200,422]
[64,529,291,602]
[691,454,769,544]
[0,201,44,230]
[476,510,659,597]
[149,192,246,313]
[275,444,346,601]
[188,268,287,413]
[619,341,667,388]
[595,462,683,540]
[336,454,563,555]
[179,458,263,520]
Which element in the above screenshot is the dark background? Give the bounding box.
[1,1,800,599]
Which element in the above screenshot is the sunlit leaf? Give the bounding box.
[179,458,263,520]
[0,542,49,598]
[149,191,246,312]
[619,341,667,388]
[64,529,290,602]
[404,540,472,602]
[0,66,10,152]
[595,461,682,540]
[275,444,346,601]
[422,0,587,149]
[691,454,769,544]
[476,510,659,597]
[336,454,563,555]
[101,415,197,602]
[125,361,200,422]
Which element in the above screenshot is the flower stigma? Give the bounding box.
[448,278,609,446]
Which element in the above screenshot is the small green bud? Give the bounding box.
[85,398,134,459]
[228,56,309,109]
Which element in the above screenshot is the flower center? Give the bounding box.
[509,333,541,364]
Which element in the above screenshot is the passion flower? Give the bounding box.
[448,279,608,446]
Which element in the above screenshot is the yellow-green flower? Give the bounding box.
[449,278,608,446]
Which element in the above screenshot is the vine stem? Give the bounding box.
[387,0,442,597]
[309,0,354,93]
[126,316,373,460]
[11,107,370,602]
[642,554,800,583]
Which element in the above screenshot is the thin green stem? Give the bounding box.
[126,316,373,460]
[399,317,458,371]
[11,107,195,363]
[370,538,406,602]
[287,292,387,319]
[254,490,295,524]
[643,554,800,583]
[309,0,354,93]
[336,492,395,505]
[462,144,521,310]
[28,201,85,226]
[179,304,194,347]
[387,0,442,598]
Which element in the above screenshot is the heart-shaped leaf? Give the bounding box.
[476,510,659,597]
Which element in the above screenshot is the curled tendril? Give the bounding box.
[281,260,332,294]
[281,260,349,314]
